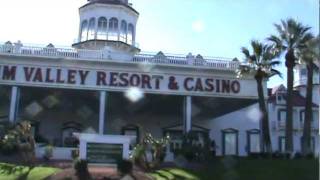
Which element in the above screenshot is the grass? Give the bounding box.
[149,168,200,180]
[149,158,319,180]
[0,163,61,180]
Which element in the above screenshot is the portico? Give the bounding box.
[0,48,261,160]
[0,0,263,162]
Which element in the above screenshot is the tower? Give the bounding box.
[72,0,140,55]
[294,64,320,104]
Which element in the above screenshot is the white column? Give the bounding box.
[183,96,192,133]
[99,91,107,135]
[123,142,130,159]
[9,86,19,123]
[79,139,87,160]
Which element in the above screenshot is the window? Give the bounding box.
[278,136,286,152]
[247,129,261,153]
[88,18,96,40]
[108,17,118,41]
[278,109,286,127]
[80,20,88,41]
[121,125,139,149]
[127,24,134,45]
[301,110,318,128]
[97,17,108,40]
[222,128,238,155]
[278,110,286,121]
[312,111,318,122]
[300,110,305,128]
[277,95,281,101]
[61,121,82,147]
[164,130,183,152]
[120,20,127,42]
[300,68,307,76]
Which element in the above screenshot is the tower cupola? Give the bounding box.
[72,0,140,55]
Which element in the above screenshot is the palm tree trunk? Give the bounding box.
[256,75,272,154]
[302,63,313,155]
[285,49,295,154]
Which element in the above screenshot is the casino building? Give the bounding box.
[0,0,318,161]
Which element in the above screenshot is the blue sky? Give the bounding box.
[0,0,318,87]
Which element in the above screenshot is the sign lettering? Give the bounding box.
[0,64,258,98]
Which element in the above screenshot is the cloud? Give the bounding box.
[192,20,205,33]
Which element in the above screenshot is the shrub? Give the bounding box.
[64,137,79,147]
[272,151,283,159]
[248,153,260,159]
[16,121,36,164]
[131,143,148,170]
[0,133,19,155]
[35,135,49,144]
[0,121,36,164]
[284,153,291,159]
[74,159,91,180]
[117,160,133,177]
[259,152,271,158]
[43,145,54,161]
[305,153,314,159]
[174,132,211,162]
[130,133,169,170]
[294,152,302,159]
[71,149,79,160]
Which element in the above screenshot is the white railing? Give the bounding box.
[0,43,240,70]
[299,121,319,130]
[278,121,286,129]
[276,120,319,131]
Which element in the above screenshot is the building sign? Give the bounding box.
[0,64,259,98]
[86,143,123,164]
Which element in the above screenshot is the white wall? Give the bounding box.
[199,103,261,156]
[106,114,183,139]
[35,145,76,160]
[268,102,319,155]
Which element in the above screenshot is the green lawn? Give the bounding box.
[0,163,61,180]
[149,158,319,180]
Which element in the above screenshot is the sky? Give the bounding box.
[0,0,318,88]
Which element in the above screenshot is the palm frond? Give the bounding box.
[267,35,285,52]
[241,47,250,59]
[270,60,281,66]
[270,69,283,78]
[251,40,263,61]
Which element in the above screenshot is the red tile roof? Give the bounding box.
[268,88,318,107]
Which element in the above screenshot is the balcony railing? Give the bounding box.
[275,120,319,131]
[0,43,240,70]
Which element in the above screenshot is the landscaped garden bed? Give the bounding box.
[0,163,61,180]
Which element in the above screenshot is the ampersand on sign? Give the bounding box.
[168,76,179,90]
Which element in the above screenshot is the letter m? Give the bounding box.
[2,66,16,80]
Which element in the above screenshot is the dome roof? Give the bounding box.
[82,0,138,14]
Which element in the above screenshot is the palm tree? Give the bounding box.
[237,40,281,153]
[299,36,319,155]
[268,18,313,153]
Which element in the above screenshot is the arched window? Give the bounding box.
[80,20,88,41]
[88,18,96,40]
[97,17,108,40]
[120,20,127,42]
[127,24,134,45]
[108,17,118,41]
[221,128,238,156]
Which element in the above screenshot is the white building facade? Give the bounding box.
[0,0,318,162]
[268,84,319,155]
